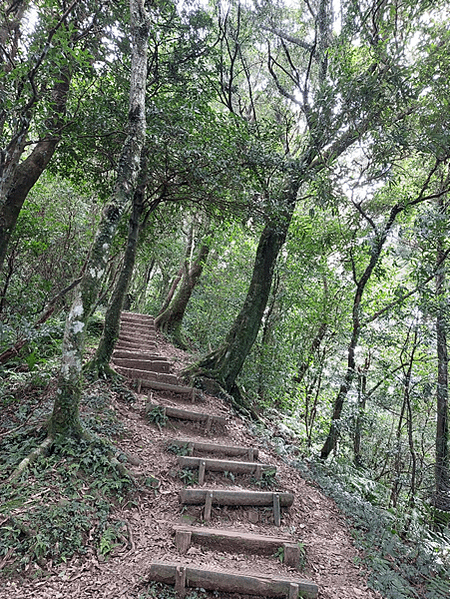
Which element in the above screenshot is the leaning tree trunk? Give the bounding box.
[0,72,71,271]
[156,225,213,348]
[48,0,149,439]
[320,203,402,460]
[88,158,148,376]
[435,199,450,510]
[186,187,298,395]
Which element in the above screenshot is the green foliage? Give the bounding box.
[179,468,198,487]
[146,406,168,427]
[0,433,132,572]
[252,467,277,489]
[295,458,450,599]
[167,442,191,456]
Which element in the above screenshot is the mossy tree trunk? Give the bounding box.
[156,220,213,347]
[89,151,151,376]
[48,0,149,439]
[186,185,298,394]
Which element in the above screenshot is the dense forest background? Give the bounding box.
[1,0,450,596]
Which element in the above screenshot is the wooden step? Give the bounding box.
[119,331,156,343]
[177,455,275,484]
[117,366,178,385]
[115,340,157,351]
[112,357,171,373]
[121,311,154,323]
[173,525,303,568]
[169,439,259,460]
[138,380,197,401]
[112,349,161,360]
[148,562,318,599]
[146,403,226,429]
[180,489,293,526]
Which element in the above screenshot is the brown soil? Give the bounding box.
[0,332,383,599]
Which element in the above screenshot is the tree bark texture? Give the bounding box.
[320,204,402,459]
[189,189,297,393]
[0,72,71,270]
[91,152,149,374]
[156,223,213,346]
[49,0,149,438]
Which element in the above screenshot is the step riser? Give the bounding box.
[169,440,258,460]
[148,562,318,599]
[115,342,157,350]
[116,367,177,385]
[173,527,301,568]
[178,456,275,476]
[112,350,161,360]
[180,489,293,507]
[112,358,171,373]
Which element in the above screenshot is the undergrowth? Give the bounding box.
[0,374,137,575]
[294,458,450,599]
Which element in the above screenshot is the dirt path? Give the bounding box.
[0,321,384,599]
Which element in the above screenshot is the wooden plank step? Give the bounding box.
[139,380,197,400]
[173,525,302,568]
[118,333,156,344]
[148,562,318,599]
[180,488,293,507]
[112,357,171,373]
[121,311,154,322]
[116,366,178,385]
[112,349,161,360]
[115,340,157,350]
[177,456,275,484]
[147,404,226,426]
[169,439,259,460]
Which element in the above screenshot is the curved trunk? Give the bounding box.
[90,160,148,375]
[320,204,402,459]
[188,189,297,393]
[48,0,149,438]
[156,237,212,346]
[0,73,71,270]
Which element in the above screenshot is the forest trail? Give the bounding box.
[2,312,384,599]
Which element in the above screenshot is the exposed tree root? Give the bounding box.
[7,427,140,488]
[8,435,54,484]
[189,375,265,424]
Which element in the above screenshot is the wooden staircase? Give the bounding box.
[113,311,319,599]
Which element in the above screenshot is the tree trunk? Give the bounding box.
[48,0,149,438]
[320,204,402,459]
[186,188,297,394]
[89,153,149,376]
[0,73,71,270]
[156,222,213,347]
[435,201,450,510]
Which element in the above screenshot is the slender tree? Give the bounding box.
[48,0,149,439]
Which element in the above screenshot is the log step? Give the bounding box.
[180,489,292,526]
[116,366,178,385]
[121,311,154,323]
[148,562,318,599]
[112,357,171,373]
[177,456,275,484]
[138,380,197,400]
[173,525,302,568]
[118,333,156,343]
[147,404,226,428]
[116,338,157,348]
[169,439,259,460]
[112,349,162,360]
[180,488,293,507]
